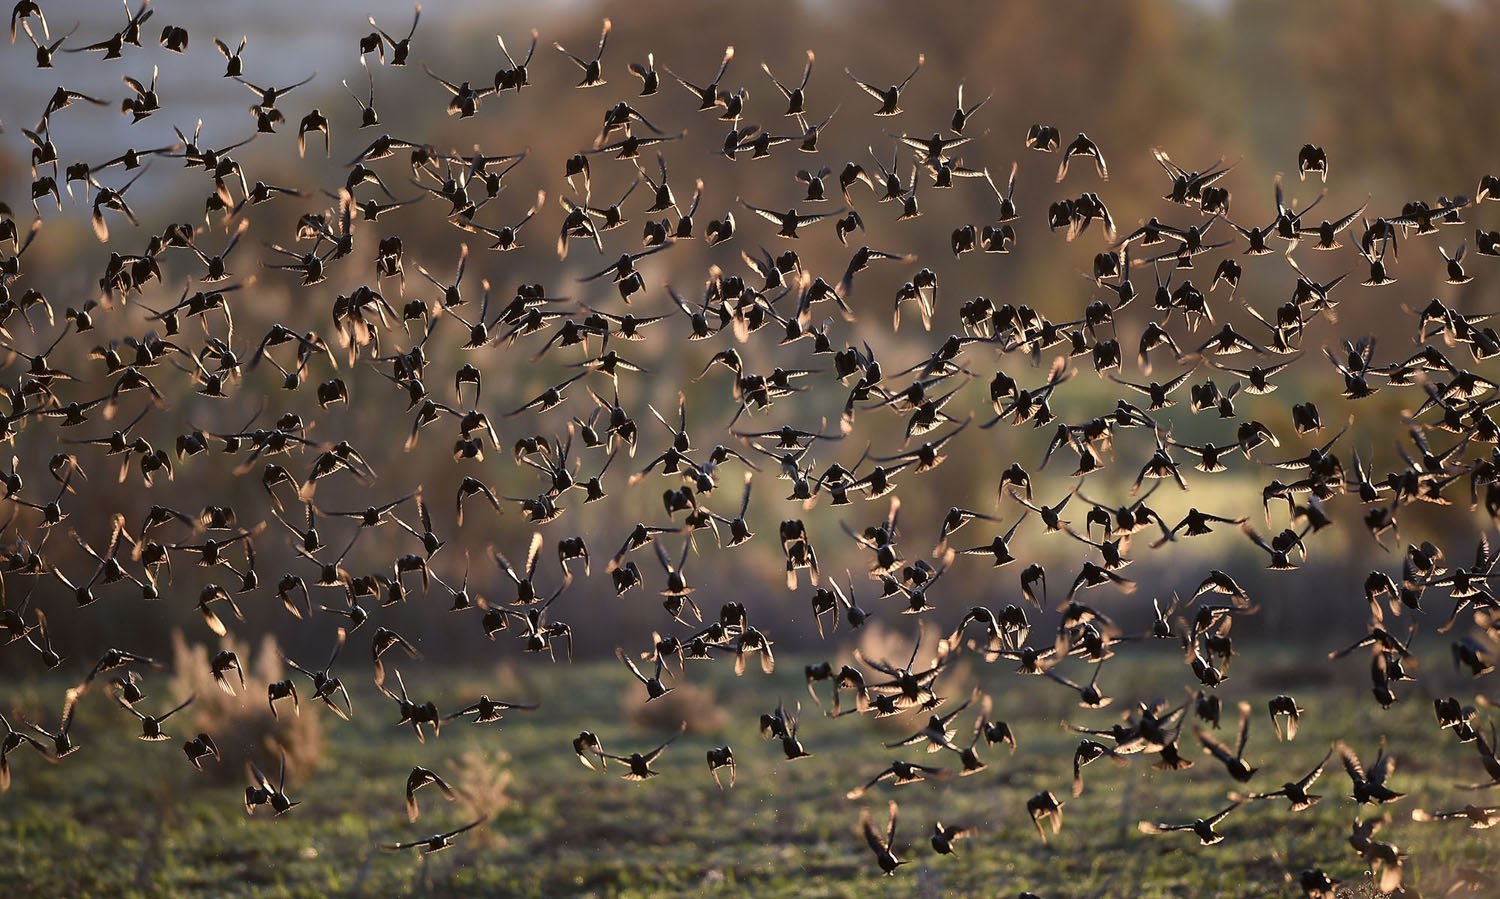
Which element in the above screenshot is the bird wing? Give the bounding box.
[845,70,885,101]
[1337,741,1366,783]
[861,807,887,853]
[1297,748,1334,789]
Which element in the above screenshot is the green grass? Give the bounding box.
[1,642,1493,898]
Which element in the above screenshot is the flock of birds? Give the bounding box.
[3,2,1500,894]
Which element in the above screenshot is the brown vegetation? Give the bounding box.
[169,630,325,786]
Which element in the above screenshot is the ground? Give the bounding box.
[1,642,1492,898]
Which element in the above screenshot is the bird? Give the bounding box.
[23,686,82,758]
[883,690,974,753]
[1057,133,1108,182]
[846,759,946,799]
[740,200,843,239]
[572,731,608,771]
[379,817,488,853]
[706,746,735,789]
[1230,747,1332,811]
[1411,804,1500,829]
[860,800,904,874]
[10,0,49,47]
[845,54,924,116]
[283,627,353,720]
[667,45,734,111]
[599,723,686,781]
[212,35,246,76]
[117,692,194,741]
[762,50,814,117]
[1297,143,1328,182]
[950,82,990,135]
[182,733,219,770]
[367,4,421,65]
[618,646,672,701]
[444,694,537,725]
[930,820,973,855]
[421,65,496,118]
[553,18,611,88]
[0,711,48,791]
[1197,701,1258,781]
[404,766,457,822]
[1026,790,1066,844]
[1137,801,1242,845]
[244,748,298,816]
[1267,695,1303,741]
[1337,737,1405,804]
[1025,123,1060,151]
[628,52,660,96]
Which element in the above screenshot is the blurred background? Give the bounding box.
[2,0,1498,667]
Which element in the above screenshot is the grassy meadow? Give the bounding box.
[2,636,1494,899]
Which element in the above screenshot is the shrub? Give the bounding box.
[623,676,728,734]
[450,747,514,842]
[169,630,325,787]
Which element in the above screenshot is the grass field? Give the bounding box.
[1,638,1494,899]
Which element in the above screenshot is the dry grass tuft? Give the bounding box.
[449,747,514,847]
[169,630,325,786]
[623,677,728,734]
